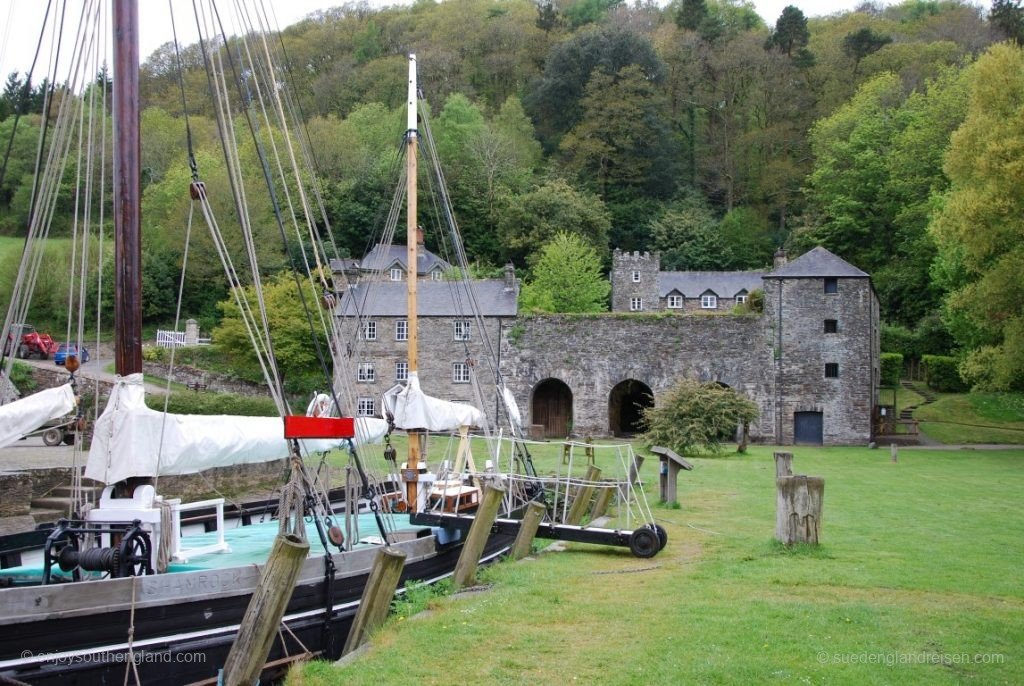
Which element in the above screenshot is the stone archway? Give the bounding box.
[532,378,573,438]
[608,379,654,437]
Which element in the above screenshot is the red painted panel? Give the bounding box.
[283,416,355,439]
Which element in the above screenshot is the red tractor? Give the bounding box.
[3,323,58,360]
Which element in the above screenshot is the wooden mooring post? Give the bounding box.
[453,485,506,589]
[566,465,602,526]
[890,443,898,463]
[222,533,309,686]
[775,475,825,545]
[774,451,793,478]
[510,501,547,560]
[341,547,407,656]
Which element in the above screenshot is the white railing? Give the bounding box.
[156,330,186,348]
[170,497,230,563]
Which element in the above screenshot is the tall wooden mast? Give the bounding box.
[405,54,421,512]
[112,0,142,375]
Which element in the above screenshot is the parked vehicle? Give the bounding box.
[3,324,58,360]
[53,343,89,366]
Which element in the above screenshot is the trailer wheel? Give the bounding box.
[62,433,75,445]
[650,523,668,550]
[629,527,660,558]
[42,428,63,446]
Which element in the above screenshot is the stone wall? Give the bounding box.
[500,313,775,440]
[141,362,267,396]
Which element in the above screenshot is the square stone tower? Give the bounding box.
[611,249,660,312]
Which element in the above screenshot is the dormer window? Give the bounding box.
[735,290,748,304]
[700,294,718,309]
[632,270,641,283]
[390,268,403,281]
[667,294,683,309]
[431,270,443,281]
[824,277,838,294]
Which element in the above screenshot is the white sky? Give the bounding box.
[0,0,881,82]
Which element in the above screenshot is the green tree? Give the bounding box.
[929,43,1024,390]
[990,0,1024,44]
[648,193,729,270]
[843,27,893,75]
[676,0,708,31]
[518,232,610,312]
[640,377,758,456]
[498,178,610,264]
[213,272,330,395]
[767,6,810,57]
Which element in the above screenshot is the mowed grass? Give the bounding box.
[288,444,1024,685]
[917,391,1024,444]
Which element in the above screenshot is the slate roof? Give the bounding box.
[764,246,868,279]
[337,279,517,317]
[659,271,765,298]
[359,244,451,276]
[329,258,359,272]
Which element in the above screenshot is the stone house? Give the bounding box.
[335,244,880,446]
[329,233,451,293]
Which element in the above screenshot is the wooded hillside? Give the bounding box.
[1,0,1023,390]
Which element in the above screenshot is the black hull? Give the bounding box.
[0,530,515,685]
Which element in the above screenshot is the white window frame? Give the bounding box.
[362,321,377,340]
[396,361,408,382]
[700,294,718,309]
[395,319,408,341]
[453,320,471,341]
[735,293,748,304]
[453,363,471,383]
[431,270,443,281]
[357,397,375,416]
[667,294,683,309]
[357,363,375,383]
[390,268,403,281]
[631,270,641,283]
[630,297,643,312]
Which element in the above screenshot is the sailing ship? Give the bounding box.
[0,3,538,683]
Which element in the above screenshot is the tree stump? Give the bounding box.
[773,451,793,478]
[775,475,824,545]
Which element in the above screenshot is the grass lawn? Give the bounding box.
[288,443,1024,685]
[916,392,1024,444]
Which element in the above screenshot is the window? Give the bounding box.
[825,363,839,378]
[395,320,408,341]
[630,297,643,311]
[362,321,377,340]
[396,361,408,381]
[454,320,471,341]
[357,363,375,383]
[390,268,403,281]
[357,397,375,416]
[667,295,683,309]
[632,270,641,283]
[824,319,838,334]
[824,277,838,294]
[701,294,718,309]
[736,292,748,304]
[431,270,443,281]
[453,363,471,383]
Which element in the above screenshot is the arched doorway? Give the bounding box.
[532,379,573,438]
[609,379,654,437]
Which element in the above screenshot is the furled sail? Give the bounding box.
[85,374,386,484]
[382,371,484,432]
[0,384,76,449]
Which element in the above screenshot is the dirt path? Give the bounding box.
[18,356,168,395]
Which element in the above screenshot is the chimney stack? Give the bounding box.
[503,263,516,290]
[773,248,788,270]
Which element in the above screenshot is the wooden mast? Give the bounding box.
[405,54,421,512]
[112,0,142,376]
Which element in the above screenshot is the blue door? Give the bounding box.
[794,411,823,445]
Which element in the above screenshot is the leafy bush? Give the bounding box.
[880,352,903,387]
[922,355,967,392]
[7,361,36,392]
[881,313,954,362]
[640,378,758,456]
[145,391,278,416]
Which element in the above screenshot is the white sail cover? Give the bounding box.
[382,371,484,432]
[0,383,76,449]
[85,374,386,484]
[501,384,522,429]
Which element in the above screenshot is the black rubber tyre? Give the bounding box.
[42,428,63,446]
[62,433,75,445]
[17,343,27,359]
[651,523,668,550]
[629,527,660,558]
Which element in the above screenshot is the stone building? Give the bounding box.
[336,244,880,446]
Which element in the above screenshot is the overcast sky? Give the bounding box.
[0,0,884,82]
